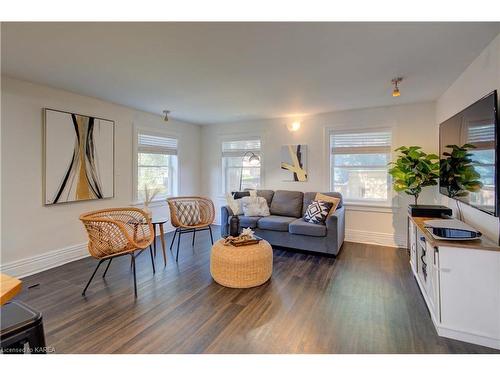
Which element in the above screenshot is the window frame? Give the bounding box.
[220,136,263,195]
[327,127,394,208]
[132,126,179,205]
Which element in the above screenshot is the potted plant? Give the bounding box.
[388,146,440,206]
[440,144,483,199]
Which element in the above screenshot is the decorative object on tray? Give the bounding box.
[44,108,115,205]
[142,184,160,219]
[281,144,308,182]
[304,200,333,224]
[223,228,261,247]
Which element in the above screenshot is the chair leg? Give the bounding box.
[149,245,156,274]
[170,228,178,251]
[153,224,157,258]
[176,230,182,262]
[102,258,112,278]
[131,254,137,297]
[82,260,104,296]
[208,225,214,245]
[192,228,196,246]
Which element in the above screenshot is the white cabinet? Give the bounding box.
[408,219,417,274]
[408,217,500,350]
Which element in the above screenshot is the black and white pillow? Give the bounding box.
[304,200,334,224]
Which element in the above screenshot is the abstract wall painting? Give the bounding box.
[281,144,308,182]
[44,109,114,205]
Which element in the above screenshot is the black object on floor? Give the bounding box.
[0,300,47,354]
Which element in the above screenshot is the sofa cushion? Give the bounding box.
[256,190,275,206]
[270,190,304,218]
[227,215,261,229]
[257,215,296,232]
[289,218,327,237]
[303,192,343,215]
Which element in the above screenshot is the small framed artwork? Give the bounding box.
[281,144,308,182]
[43,108,115,205]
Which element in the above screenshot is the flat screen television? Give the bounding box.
[439,90,499,216]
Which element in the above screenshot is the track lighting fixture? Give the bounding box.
[163,110,170,122]
[392,77,403,97]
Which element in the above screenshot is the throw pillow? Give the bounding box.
[304,200,334,224]
[225,192,243,215]
[174,201,202,226]
[241,196,271,217]
[315,193,341,217]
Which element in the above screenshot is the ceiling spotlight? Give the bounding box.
[392,77,403,97]
[162,110,170,122]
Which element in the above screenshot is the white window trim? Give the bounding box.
[324,125,397,209]
[132,125,180,205]
[218,133,264,197]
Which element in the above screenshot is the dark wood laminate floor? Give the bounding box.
[14,227,499,354]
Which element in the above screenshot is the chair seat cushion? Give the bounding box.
[257,215,296,232]
[289,218,327,237]
[227,215,261,229]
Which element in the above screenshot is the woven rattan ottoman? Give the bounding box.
[210,239,273,288]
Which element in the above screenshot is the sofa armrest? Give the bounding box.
[325,206,345,254]
[220,205,233,237]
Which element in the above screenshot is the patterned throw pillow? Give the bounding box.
[174,201,201,226]
[304,200,334,224]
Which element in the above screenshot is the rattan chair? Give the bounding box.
[167,197,215,262]
[79,207,155,297]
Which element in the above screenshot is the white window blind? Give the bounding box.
[222,139,261,156]
[331,131,392,155]
[330,129,392,204]
[138,133,178,155]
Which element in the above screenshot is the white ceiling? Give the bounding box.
[2,22,500,125]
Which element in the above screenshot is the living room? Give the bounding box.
[1,1,500,373]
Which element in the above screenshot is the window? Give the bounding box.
[136,132,178,202]
[222,139,261,193]
[330,129,392,204]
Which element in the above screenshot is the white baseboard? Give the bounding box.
[0,243,89,279]
[346,229,406,248]
[0,229,178,279]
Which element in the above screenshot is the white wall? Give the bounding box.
[1,77,202,276]
[201,101,437,248]
[436,33,500,242]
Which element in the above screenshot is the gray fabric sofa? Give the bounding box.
[221,190,345,256]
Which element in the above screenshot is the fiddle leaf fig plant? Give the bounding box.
[388,146,440,205]
[440,144,483,198]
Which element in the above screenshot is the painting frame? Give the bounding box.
[43,108,115,206]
